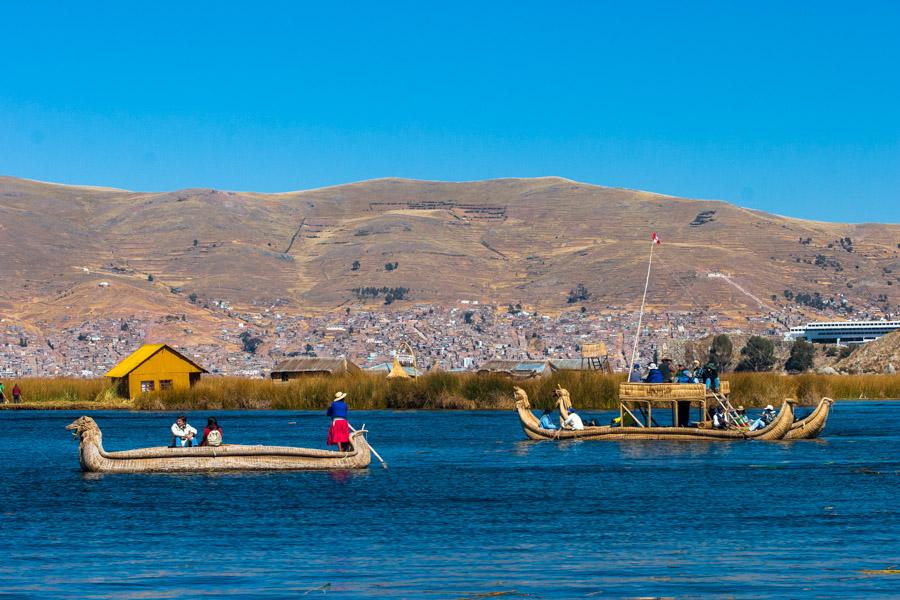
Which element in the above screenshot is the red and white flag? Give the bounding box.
[651,232,661,245]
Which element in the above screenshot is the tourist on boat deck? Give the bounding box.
[749,404,777,431]
[170,415,198,447]
[628,364,642,383]
[690,360,703,384]
[539,409,558,430]
[675,364,692,383]
[199,416,223,447]
[660,358,674,383]
[643,362,664,383]
[562,407,585,430]
[734,406,751,428]
[326,391,352,451]
[703,362,720,392]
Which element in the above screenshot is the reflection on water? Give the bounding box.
[1,403,899,598]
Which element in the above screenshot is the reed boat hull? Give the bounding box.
[66,416,371,473]
[514,388,795,441]
[784,397,834,440]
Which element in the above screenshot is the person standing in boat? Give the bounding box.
[628,364,642,382]
[643,362,664,383]
[703,362,720,392]
[327,391,352,451]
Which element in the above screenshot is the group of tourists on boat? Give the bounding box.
[167,391,354,450]
[630,359,720,391]
[711,403,777,431]
[170,415,224,447]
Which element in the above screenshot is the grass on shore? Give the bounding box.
[4,372,900,411]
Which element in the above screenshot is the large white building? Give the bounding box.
[787,320,900,345]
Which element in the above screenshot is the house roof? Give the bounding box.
[105,344,209,378]
[477,359,552,373]
[271,357,361,374]
[549,359,594,370]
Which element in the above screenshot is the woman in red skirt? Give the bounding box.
[326,391,351,451]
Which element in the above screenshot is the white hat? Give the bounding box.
[334,391,347,401]
[765,404,774,411]
[648,363,658,370]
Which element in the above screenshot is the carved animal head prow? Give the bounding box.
[66,416,100,440]
[513,386,530,408]
[554,387,571,406]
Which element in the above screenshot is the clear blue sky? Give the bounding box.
[1,1,898,222]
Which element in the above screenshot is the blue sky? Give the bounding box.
[1,1,898,222]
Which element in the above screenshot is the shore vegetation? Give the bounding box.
[4,372,900,411]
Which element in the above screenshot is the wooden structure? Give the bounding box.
[618,381,731,428]
[579,342,613,373]
[270,357,361,381]
[66,416,371,473]
[105,344,208,400]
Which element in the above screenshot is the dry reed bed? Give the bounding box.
[5,372,900,410]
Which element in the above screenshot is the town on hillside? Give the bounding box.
[2,295,896,378]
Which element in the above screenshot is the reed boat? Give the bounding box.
[66,416,371,473]
[784,397,834,440]
[513,386,795,441]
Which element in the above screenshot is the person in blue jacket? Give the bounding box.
[644,362,664,383]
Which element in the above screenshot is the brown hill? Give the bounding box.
[1,176,898,332]
[836,331,900,374]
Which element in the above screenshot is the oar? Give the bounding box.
[349,424,387,469]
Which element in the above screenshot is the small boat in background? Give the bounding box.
[66,416,371,473]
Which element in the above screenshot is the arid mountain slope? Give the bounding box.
[1,176,898,327]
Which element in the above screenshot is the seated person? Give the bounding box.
[539,409,557,430]
[712,406,727,429]
[675,365,693,383]
[562,409,585,430]
[170,415,197,447]
[200,416,223,446]
[628,364,642,383]
[749,404,777,431]
[610,411,637,427]
[643,363,664,383]
[733,406,751,428]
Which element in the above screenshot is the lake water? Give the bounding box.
[1,403,898,598]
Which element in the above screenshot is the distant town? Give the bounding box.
[2,293,896,378]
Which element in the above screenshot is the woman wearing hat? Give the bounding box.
[326,392,352,451]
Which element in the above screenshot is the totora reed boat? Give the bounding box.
[514,385,796,441]
[66,416,371,473]
[784,397,834,440]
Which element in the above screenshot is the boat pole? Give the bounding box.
[349,424,388,469]
[628,239,656,377]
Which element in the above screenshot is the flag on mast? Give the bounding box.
[652,232,661,245]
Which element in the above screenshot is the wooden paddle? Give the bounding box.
[349,424,387,469]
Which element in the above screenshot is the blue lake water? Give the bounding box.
[0,403,898,598]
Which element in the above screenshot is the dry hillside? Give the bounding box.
[1,176,898,333]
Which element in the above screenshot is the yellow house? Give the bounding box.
[106,344,209,399]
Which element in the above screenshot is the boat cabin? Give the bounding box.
[618,381,731,428]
